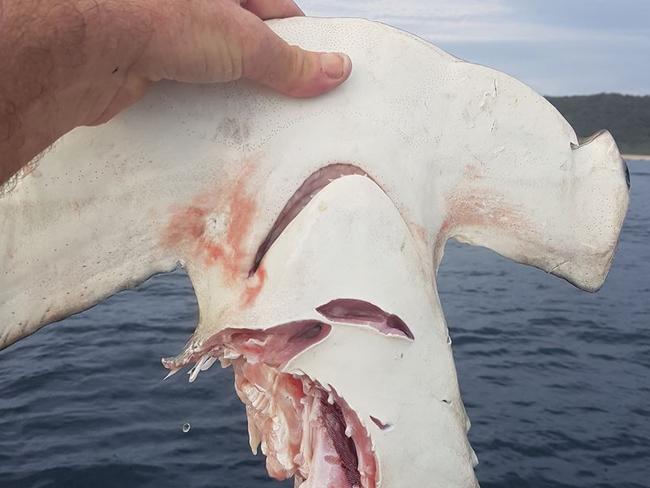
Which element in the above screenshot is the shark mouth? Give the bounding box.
[160,166,396,487]
[162,321,379,488]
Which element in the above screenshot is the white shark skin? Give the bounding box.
[0,17,629,488]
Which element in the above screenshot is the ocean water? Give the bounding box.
[0,159,648,488]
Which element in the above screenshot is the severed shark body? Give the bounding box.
[0,18,629,488]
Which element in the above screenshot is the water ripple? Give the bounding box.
[1,163,649,487]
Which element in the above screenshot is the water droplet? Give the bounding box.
[182,423,191,433]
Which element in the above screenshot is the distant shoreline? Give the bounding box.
[622,154,650,161]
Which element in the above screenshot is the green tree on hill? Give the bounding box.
[546,94,650,155]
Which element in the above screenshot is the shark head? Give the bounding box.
[160,173,474,487]
[0,17,629,488]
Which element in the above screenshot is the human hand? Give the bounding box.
[89,0,353,124]
[0,0,352,184]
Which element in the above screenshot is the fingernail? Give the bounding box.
[321,53,351,79]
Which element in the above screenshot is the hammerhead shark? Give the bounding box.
[0,17,629,488]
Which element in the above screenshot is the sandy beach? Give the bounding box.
[623,154,650,161]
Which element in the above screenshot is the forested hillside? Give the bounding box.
[546,94,650,155]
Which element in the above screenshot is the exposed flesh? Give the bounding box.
[163,321,378,488]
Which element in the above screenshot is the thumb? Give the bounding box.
[242,21,352,98]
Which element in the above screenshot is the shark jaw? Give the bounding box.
[163,321,379,488]
[158,174,482,488]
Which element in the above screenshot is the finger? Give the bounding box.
[240,0,304,19]
[242,20,352,98]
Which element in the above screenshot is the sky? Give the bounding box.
[301,0,650,96]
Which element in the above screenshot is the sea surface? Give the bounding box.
[1,160,648,488]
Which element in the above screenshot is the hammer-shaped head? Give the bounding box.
[0,17,628,488]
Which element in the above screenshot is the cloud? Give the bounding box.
[303,0,509,21]
[302,0,646,44]
[300,0,650,94]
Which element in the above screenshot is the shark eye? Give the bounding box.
[316,299,414,340]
